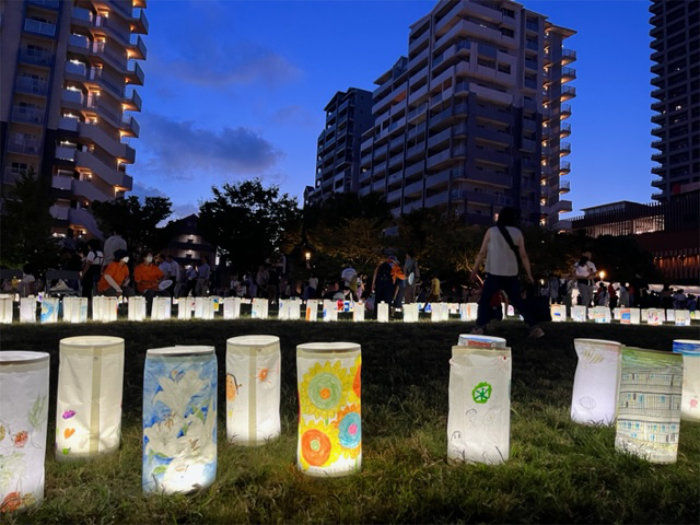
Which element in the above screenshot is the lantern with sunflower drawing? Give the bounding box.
[225,336,281,445]
[296,342,361,476]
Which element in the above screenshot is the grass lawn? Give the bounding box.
[1,317,699,524]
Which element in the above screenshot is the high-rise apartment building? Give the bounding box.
[649,0,699,201]
[307,88,374,205]
[357,0,575,228]
[0,0,147,237]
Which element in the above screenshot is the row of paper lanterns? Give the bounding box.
[1,333,697,513]
[1,295,697,326]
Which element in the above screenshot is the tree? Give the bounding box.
[198,179,301,272]
[91,196,172,255]
[0,169,58,273]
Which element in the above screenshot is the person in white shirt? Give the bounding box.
[572,251,596,307]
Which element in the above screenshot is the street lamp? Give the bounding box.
[599,270,606,281]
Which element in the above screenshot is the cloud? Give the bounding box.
[129,181,169,201]
[271,105,316,127]
[137,112,283,180]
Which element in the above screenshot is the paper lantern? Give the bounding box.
[620,307,640,325]
[571,339,622,425]
[305,299,318,321]
[128,296,147,321]
[352,302,365,322]
[459,303,477,321]
[322,300,338,322]
[55,336,124,460]
[142,346,217,494]
[550,304,567,322]
[665,309,675,323]
[176,297,193,320]
[403,303,419,323]
[277,299,290,320]
[151,297,172,320]
[251,298,268,319]
[0,295,13,324]
[674,310,690,326]
[39,297,59,324]
[222,297,241,320]
[592,306,611,323]
[612,307,621,320]
[432,303,449,322]
[287,298,302,320]
[296,342,361,477]
[458,334,506,349]
[646,308,665,325]
[447,344,512,465]
[92,296,117,322]
[377,302,389,323]
[226,336,281,445]
[63,297,88,323]
[19,296,36,323]
[0,352,50,512]
[672,340,700,422]
[615,347,683,464]
[506,304,515,317]
[570,305,587,322]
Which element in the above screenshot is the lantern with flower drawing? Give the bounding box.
[222,297,241,320]
[142,346,217,494]
[646,308,665,325]
[571,339,621,425]
[226,336,281,445]
[296,342,361,477]
[0,296,13,324]
[39,297,58,324]
[63,297,88,323]
[128,296,147,321]
[447,342,511,465]
[571,305,587,322]
[19,296,36,323]
[673,340,700,422]
[0,351,50,512]
[55,336,124,460]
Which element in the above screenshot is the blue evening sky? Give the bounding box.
[128,0,654,219]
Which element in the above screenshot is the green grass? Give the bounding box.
[1,318,699,524]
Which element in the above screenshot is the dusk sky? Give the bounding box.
[128,0,655,219]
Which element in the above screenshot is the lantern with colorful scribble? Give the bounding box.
[571,339,622,425]
[305,299,318,321]
[672,340,700,422]
[645,308,665,325]
[251,298,268,319]
[615,347,683,464]
[570,305,586,322]
[223,297,241,320]
[322,300,337,322]
[55,336,124,460]
[674,310,691,327]
[128,296,147,321]
[0,296,12,324]
[63,297,88,323]
[592,306,611,323]
[459,303,477,322]
[0,351,49,512]
[39,297,58,324]
[296,342,361,477]
[447,343,511,465]
[619,307,640,325]
[142,346,217,494]
[19,297,36,323]
[458,335,506,349]
[226,336,281,445]
[550,304,567,322]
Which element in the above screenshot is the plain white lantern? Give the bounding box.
[665,309,675,323]
[177,298,193,320]
[0,351,50,512]
[322,300,338,322]
[674,310,690,326]
[287,299,302,320]
[672,340,700,422]
[0,295,13,324]
[63,297,88,323]
[403,303,419,323]
[353,302,365,322]
[620,308,641,325]
[447,344,512,465]
[296,342,361,477]
[222,297,241,320]
[226,336,281,445]
[142,346,217,494]
[128,296,147,322]
[39,297,59,324]
[305,299,318,321]
[458,334,506,349]
[615,347,683,464]
[19,296,36,323]
[377,302,389,323]
[251,298,269,319]
[432,303,449,322]
[151,297,172,320]
[550,304,567,322]
[646,308,665,325]
[55,336,124,460]
[570,305,587,322]
[92,296,117,322]
[571,339,622,425]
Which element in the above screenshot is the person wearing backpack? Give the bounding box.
[468,207,543,339]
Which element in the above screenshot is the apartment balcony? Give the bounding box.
[71,179,113,203]
[651,139,663,150]
[408,46,429,71]
[407,102,428,123]
[404,179,423,198]
[651,165,664,175]
[407,83,429,106]
[561,49,577,65]
[559,180,570,193]
[69,207,101,237]
[468,169,511,188]
[58,116,80,132]
[61,88,85,109]
[560,104,571,119]
[78,122,135,162]
[7,137,42,156]
[552,220,572,232]
[70,6,93,27]
[560,123,571,138]
[65,60,88,80]
[559,161,571,174]
[425,191,449,208]
[561,66,577,83]
[49,204,70,222]
[427,127,451,149]
[88,69,126,99]
[547,199,572,215]
[387,187,402,204]
[15,76,49,96]
[120,116,140,138]
[520,138,536,152]
[123,89,142,112]
[11,106,44,126]
[560,85,576,101]
[68,33,91,57]
[404,161,424,179]
[372,82,407,114]
[75,150,132,188]
[470,84,513,105]
[55,145,77,161]
[429,103,468,130]
[651,152,664,162]
[29,0,60,9]
[127,35,148,60]
[425,169,451,189]
[131,9,149,34]
[24,18,57,37]
[426,148,456,171]
[408,25,429,55]
[559,142,571,156]
[18,49,54,67]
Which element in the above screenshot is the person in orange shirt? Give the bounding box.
[97,249,131,296]
[133,251,165,315]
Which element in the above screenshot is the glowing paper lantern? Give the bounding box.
[674,310,690,326]
[296,342,361,477]
[128,296,147,322]
[592,306,611,323]
[92,296,117,322]
[550,304,567,322]
[613,307,622,320]
[352,302,365,322]
[177,297,193,320]
[403,303,419,323]
[620,307,640,325]
[151,297,172,320]
[458,334,506,349]
[222,297,241,320]
[305,299,318,321]
[277,299,291,320]
[251,298,268,319]
[506,304,515,317]
[287,298,302,320]
[377,302,389,323]
[615,347,682,464]
[19,296,36,323]
[571,339,622,425]
[571,305,587,322]
[447,344,511,465]
[665,309,675,323]
[672,340,700,422]
[646,308,665,325]
[0,351,50,512]
[322,300,338,322]
[226,336,281,445]
[62,297,87,323]
[0,295,13,324]
[459,303,477,321]
[39,297,58,324]
[142,346,217,494]
[55,336,124,460]
[432,303,449,322]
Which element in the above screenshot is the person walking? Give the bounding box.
[403,251,420,304]
[80,238,103,298]
[469,207,543,338]
[573,251,596,307]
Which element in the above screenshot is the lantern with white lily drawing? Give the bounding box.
[296,342,361,477]
[226,336,281,445]
[142,346,217,494]
[0,351,50,512]
[571,339,622,425]
[55,336,124,460]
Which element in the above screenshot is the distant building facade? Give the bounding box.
[354,0,575,228]
[306,88,374,206]
[0,0,147,238]
[649,0,699,201]
[164,214,215,267]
